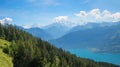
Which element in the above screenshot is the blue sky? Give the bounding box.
[0,0,120,26]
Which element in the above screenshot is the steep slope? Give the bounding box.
[50,22,120,53]
[0,24,119,67]
[0,39,13,67]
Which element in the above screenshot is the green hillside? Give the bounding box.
[0,24,119,67]
[0,39,13,67]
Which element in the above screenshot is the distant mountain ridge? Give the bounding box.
[16,26,53,40]
[42,22,74,39]
[25,27,53,40]
[68,22,118,33]
[50,21,120,53]
[17,22,76,40]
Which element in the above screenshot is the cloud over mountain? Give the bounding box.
[75,8,120,23]
[53,16,68,22]
[0,18,12,24]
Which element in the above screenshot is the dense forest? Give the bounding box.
[0,23,119,67]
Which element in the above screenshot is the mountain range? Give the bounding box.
[42,22,73,39]
[18,21,120,53]
[50,22,120,53]
[18,22,75,40]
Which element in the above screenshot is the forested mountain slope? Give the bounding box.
[0,24,119,67]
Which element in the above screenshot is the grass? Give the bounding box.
[0,39,13,67]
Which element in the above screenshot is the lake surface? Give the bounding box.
[68,49,120,65]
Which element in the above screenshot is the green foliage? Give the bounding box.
[0,23,119,67]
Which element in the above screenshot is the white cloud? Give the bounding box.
[75,8,120,23]
[75,11,87,17]
[0,17,12,24]
[53,16,68,22]
[112,12,120,22]
[89,8,101,19]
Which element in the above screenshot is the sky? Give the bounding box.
[0,0,120,27]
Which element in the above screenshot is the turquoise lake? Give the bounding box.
[68,49,120,65]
